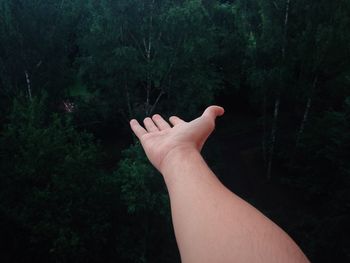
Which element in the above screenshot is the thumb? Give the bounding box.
[196,105,224,151]
[202,105,225,121]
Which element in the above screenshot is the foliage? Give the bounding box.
[0,0,82,103]
[0,96,120,262]
[281,97,350,261]
[115,144,169,215]
[0,0,350,262]
[77,0,222,121]
[113,144,178,262]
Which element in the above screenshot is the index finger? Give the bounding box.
[130,119,147,139]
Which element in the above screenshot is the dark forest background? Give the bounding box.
[0,0,349,262]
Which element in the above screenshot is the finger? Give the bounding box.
[152,114,171,130]
[130,119,147,139]
[143,117,159,132]
[202,105,225,120]
[169,116,185,126]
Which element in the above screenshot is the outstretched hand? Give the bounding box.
[130,105,224,172]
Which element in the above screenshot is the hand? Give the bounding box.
[130,105,224,172]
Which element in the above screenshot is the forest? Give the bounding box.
[0,0,349,262]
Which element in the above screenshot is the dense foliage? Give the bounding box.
[0,0,349,262]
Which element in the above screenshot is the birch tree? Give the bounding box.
[78,0,221,122]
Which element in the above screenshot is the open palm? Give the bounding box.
[130,106,224,172]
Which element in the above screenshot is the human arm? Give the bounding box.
[130,106,310,263]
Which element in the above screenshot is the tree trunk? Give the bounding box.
[281,0,290,59]
[296,98,311,146]
[24,70,32,101]
[266,0,290,179]
[296,76,318,146]
[262,93,268,164]
[125,82,132,119]
[145,0,155,115]
[267,97,280,179]
[149,91,164,116]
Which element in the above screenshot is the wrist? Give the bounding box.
[159,145,200,174]
[159,145,206,188]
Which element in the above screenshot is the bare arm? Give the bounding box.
[130,106,309,263]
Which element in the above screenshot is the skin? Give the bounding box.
[130,105,310,263]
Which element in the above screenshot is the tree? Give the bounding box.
[238,0,292,178]
[284,97,350,261]
[113,144,179,262]
[77,0,222,124]
[0,95,120,262]
[0,0,84,109]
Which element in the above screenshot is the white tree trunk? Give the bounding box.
[266,0,290,179]
[296,76,318,146]
[24,70,32,101]
[282,0,290,58]
[144,0,155,115]
[262,94,267,164]
[267,97,280,179]
[296,97,311,145]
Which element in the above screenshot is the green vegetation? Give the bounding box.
[0,0,349,262]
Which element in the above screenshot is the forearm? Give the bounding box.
[161,148,309,263]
